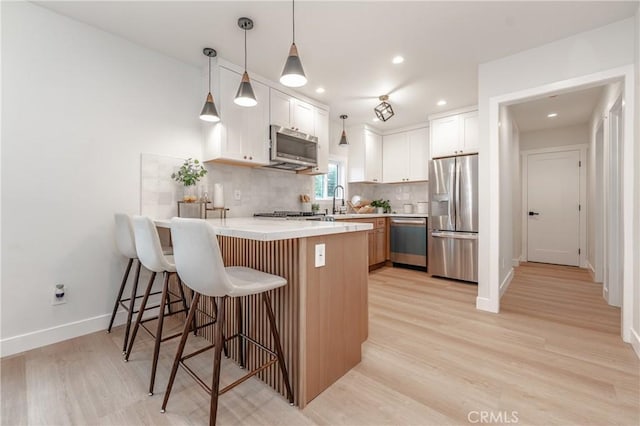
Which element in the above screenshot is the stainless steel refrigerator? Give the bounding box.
[428,154,478,282]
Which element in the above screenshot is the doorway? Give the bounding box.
[525,150,580,266]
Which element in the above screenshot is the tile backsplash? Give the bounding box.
[349,182,429,213]
[202,162,315,217]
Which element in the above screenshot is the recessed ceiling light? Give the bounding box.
[315,87,325,94]
[437,99,447,106]
[392,55,404,64]
[372,117,380,122]
[547,113,558,118]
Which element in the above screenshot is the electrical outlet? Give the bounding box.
[315,244,326,267]
[234,190,241,200]
[52,284,67,306]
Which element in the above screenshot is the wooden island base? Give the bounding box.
[178,230,369,408]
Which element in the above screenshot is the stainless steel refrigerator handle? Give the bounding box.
[432,231,478,240]
[390,219,427,225]
[448,161,455,224]
[455,158,461,230]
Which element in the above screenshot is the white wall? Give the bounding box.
[497,105,517,293]
[1,2,203,356]
[633,5,640,356]
[511,123,522,265]
[477,17,635,313]
[587,83,623,281]
[520,124,589,151]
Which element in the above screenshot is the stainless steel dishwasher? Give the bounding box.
[390,217,428,270]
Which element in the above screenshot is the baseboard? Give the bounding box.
[0,310,128,358]
[476,296,499,313]
[586,261,596,280]
[512,258,520,267]
[630,328,640,359]
[499,268,514,297]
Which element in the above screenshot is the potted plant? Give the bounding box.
[171,158,207,202]
[371,199,391,214]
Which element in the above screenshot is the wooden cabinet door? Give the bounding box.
[382,132,408,183]
[367,230,376,266]
[407,127,429,181]
[459,111,479,154]
[270,89,292,128]
[375,228,386,264]
[292,100,315,135]
[430,115,459,158]
[364,129,382,182]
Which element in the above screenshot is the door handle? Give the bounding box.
[528,211,540,216]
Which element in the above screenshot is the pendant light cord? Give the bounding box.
[208,56,211,91]
[244,28,248,70]
[292,0,295,44]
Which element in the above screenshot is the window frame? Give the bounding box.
[314,157,346,201]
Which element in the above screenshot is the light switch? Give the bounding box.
[315,243,326,267]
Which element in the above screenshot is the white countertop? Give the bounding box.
[155,217,373,241]
[330,213,429,219]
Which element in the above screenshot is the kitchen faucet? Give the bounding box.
[332,185,345,214]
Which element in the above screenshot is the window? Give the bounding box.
[314,160,344,200]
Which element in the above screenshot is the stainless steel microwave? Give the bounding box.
[269,125,318,170]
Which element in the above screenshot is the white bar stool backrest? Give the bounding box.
[132,216,175,273]
[114,213,137,259]
[170,218,234,298]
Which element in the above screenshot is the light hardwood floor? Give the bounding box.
[2,263,638,425]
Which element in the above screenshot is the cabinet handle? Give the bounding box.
[249,156,253,160]
[460,150,463,153]
[243,156,247,159]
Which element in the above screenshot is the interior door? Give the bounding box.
[527,150,580,266]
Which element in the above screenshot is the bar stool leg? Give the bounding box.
[122,260,142,354]
[191,289,198,336]
[262,292,294,404]
[210,296,227,426]
[125,272,157,361]
[149,271,170,396]
[108,258,133,334]
[176,276,189,318]
[236,298,245,369]
[161,292,201,414]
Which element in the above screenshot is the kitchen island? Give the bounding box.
[155,218,372,407]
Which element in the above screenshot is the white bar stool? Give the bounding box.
[161,218,293,426]
[108,213,144,354]
[125,215,192,396]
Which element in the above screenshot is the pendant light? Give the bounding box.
[339,115,349,146]
[374,95,394,122]
[280,0,307,87]
[234,17,257,107]
[200,48,220,122]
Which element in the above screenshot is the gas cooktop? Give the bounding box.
[253,211,323,218]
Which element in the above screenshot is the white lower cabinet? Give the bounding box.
[382,127,429,183]
[204,66,270,165]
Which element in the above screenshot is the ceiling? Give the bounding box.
[510,85,604,132]
[37,1,637,130]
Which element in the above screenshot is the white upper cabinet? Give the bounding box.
[348,126,382,183]
[459,111,479,153]
[204,66,269,165]
[430,110,478,158]
[292,100,315,135]
[300,108,329,175]
[270,89,315,135]
[382,127,429,183]
[382,132,408,183]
